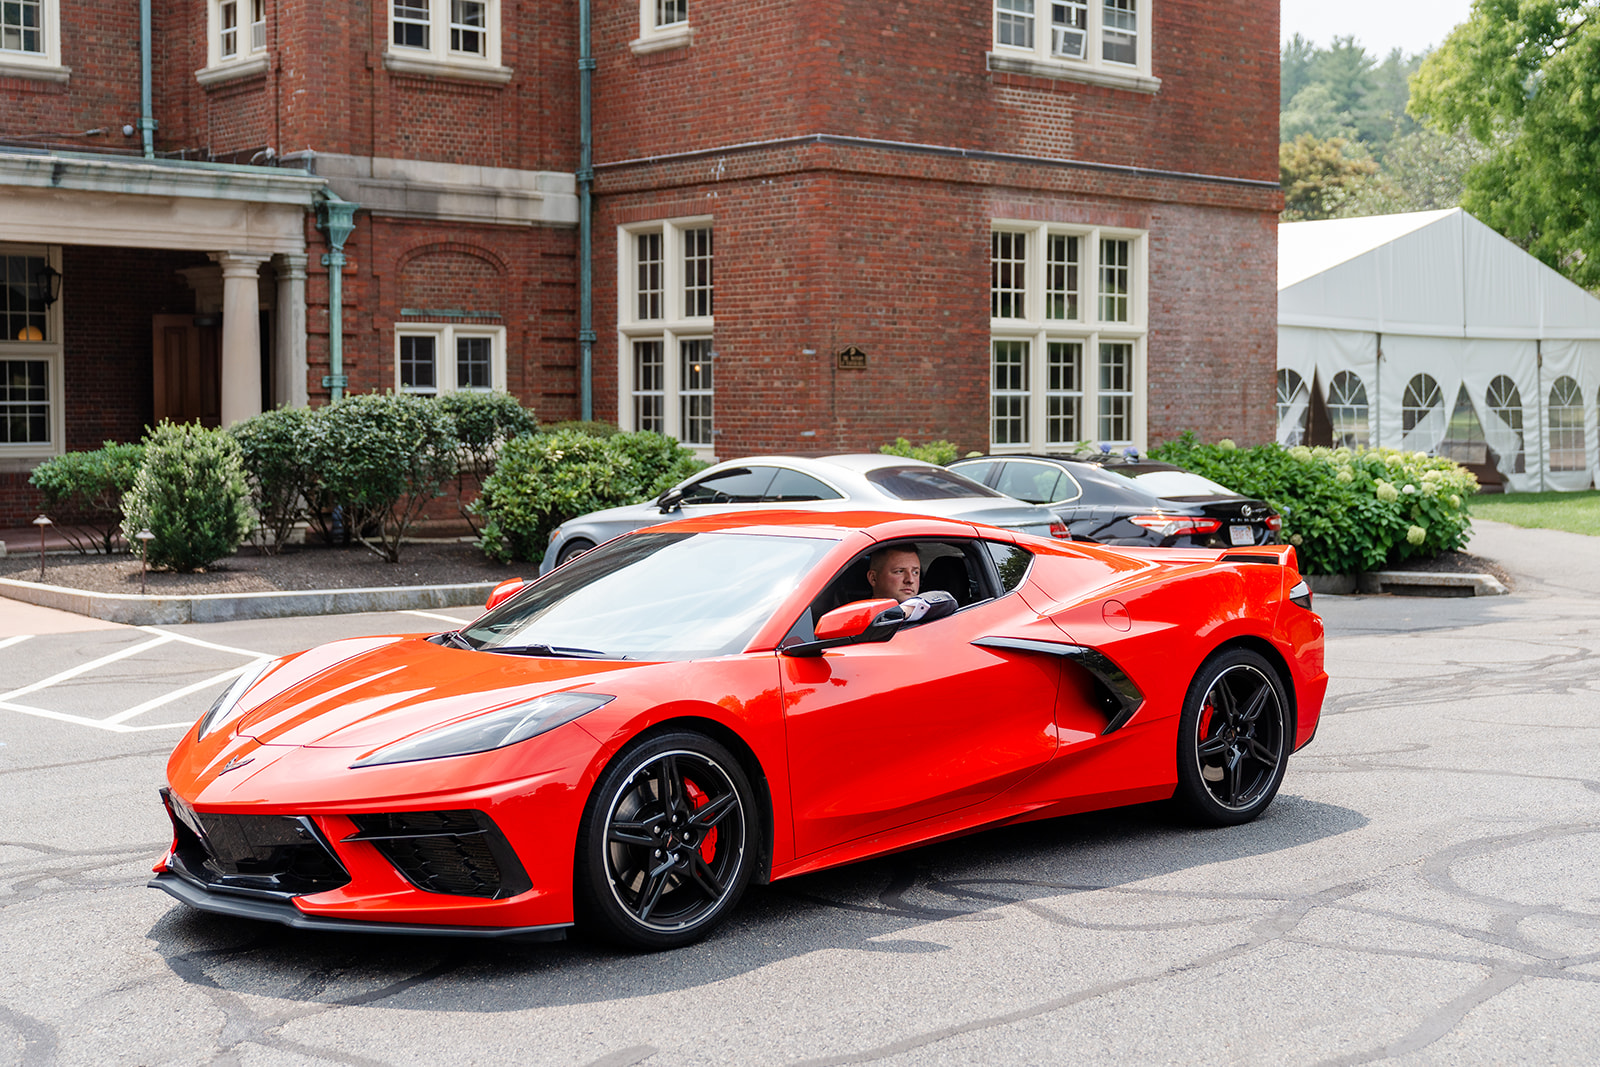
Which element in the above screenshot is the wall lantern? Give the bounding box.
[34,263,62,308]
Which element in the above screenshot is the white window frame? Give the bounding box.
[393,323,507,396]
[617,217,715,458]
[0,244,65,461]
[197,0,268,84]
[384,0,507,80]
[989,221,1147,453]
[989,0,1157,93]
[0,0,66,82]
[633,0,693,54]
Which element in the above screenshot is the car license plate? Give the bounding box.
[1229,525,1254,546]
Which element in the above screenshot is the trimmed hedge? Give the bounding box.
[475,429,706,563]
[879,438,959,466]
[230,406,316,555]
[28,441,144,554]
[436,391,539,534]
[121,421,252,573]
[1149,435,1477,575]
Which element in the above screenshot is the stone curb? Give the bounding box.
[0,576,499,625]
[1357,571,1509,597]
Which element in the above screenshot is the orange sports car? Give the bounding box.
[152,511,1326,950]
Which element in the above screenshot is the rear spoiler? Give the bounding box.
[1218,545,1300,572]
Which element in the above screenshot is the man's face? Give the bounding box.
[867,550,921,603]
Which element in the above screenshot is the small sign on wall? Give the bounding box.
[836,346,868,369]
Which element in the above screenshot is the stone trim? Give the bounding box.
[284,152,577,227]
[630,24,694,55]
[986,52,1161,94]
[381,52,513,84]
[0,57,70,84]
[194,53,271,87]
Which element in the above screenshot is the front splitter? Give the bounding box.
[150,872,570,942]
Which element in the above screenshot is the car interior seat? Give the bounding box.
[923,554,972,605]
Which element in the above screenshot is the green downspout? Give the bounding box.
[317,195,357,401]
[578,0,595,421]
[138,0,155,158]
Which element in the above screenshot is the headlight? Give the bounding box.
[196,658,280,739]
[349,691,614,768]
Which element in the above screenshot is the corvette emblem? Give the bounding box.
[218,756,253,775]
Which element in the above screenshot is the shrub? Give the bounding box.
[475,429,705,562]
[1150,434,1477,575]
[121,422,252,572]
[28,441,144,554]
[545,419,621,439]
[307,392,459,563]
[230,407,315,555]
[879,437,960,466]
[435,391,539,534]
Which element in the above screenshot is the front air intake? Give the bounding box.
[344,810,532,900]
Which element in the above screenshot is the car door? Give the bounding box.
[779,541,1061,858]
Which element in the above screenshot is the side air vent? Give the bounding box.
[345,810,532,900]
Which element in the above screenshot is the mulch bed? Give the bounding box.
[1379,549,1515,590]
[0,540,530,596]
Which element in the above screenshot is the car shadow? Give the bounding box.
[146,792,1366,1012]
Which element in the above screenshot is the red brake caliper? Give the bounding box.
[683,778,717,863]
[1198,700,1215,742]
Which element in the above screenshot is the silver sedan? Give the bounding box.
[538,453,1065,574]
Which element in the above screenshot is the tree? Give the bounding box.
[1279,135,1380,221]
[1410,1,1600,287]
[1281,33,1318,110]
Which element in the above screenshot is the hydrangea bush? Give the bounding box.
[1150,434,1478,575]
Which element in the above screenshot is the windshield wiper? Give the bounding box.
[487,643,618,659]
[439,630,477,651]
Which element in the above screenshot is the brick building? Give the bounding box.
[1,1,1280,523]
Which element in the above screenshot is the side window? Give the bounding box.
[993,460,1064,504]
[764,468,843,502]
[952,459,998,486]
[984,541,1033,592]
[680,466,777,505]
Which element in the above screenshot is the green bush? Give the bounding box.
[307,392,459,563]
[879,437,960,466]
[1150,434,1478,575]
[545,419,621,439]
[121,422,252,572]
[475,429,706,563]
[28,441,144,554]
[230,406,315,555]
[435,391,539,534]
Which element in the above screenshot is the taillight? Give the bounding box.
[1048,520,1070,539]
[1289,578,1313,610]
[1265,515,1283,532]
[1127,515,1223,538]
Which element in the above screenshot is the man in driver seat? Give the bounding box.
[866,546,921,604]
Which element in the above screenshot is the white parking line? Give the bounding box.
[0,698,184,733]
[0,634,173,703]
[139,627,271,659]
[402,610,473,624]
[103,662,260,725]
[0,635,34,652]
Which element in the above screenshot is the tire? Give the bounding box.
[574,731,758,950]
[555,538,595,568]
[1172,648,1290,827]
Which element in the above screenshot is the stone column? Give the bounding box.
[274,253,309,409]
[210,252,271,426]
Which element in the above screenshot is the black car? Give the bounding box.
[949,454,1281,549]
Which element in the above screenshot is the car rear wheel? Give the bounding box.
[555,538,595,568]
[1172,649,1289,826]
[574,731,757,950]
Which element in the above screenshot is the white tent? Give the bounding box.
[1277,208,1600,491]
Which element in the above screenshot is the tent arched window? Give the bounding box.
[1277,369,1309,446]
[1326,371,1369,448]
[1484,375,1526,474]
[1401,373,1446,453]
[1549,376,1585,471]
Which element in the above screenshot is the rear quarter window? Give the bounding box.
[984,541,1033,591]
[867,466,1002,500]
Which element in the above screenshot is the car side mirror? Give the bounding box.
[657,487,684,513]
[485,577,526,611]
[783,598,905,657]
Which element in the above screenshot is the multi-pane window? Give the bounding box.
[993,0,1149,78]
[395,325,504,395]
[620,219,715,451]
[390,0,498,64]
[638,0,691,45]
[1,0,43,53]
[209,0,264,66]
[1,245,59,454]
[989,224,1145,450]
[1276,368,1309,446]
[656,0,687,28]
[1326,371,1369,449]
[1548,376,1585,471]
[1485,375,1525,474]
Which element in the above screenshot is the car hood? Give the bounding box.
[232,635,640,750]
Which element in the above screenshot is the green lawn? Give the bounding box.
[1469,490,1600,537]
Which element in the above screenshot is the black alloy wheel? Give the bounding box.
[556,538,596,568]
[1173,649,1290,826]
[575,731,757,950]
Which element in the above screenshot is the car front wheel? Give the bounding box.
[574,731,758,950]
[1172,649,1290,826]
[555,538,595,568]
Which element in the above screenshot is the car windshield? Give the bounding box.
[866,465,1002,500]
[463,532,835,660]
[1130,470,1239,498]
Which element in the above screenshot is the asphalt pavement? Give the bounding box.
[0,519,1597,1065]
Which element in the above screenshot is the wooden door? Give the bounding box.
[152,315,221,427]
